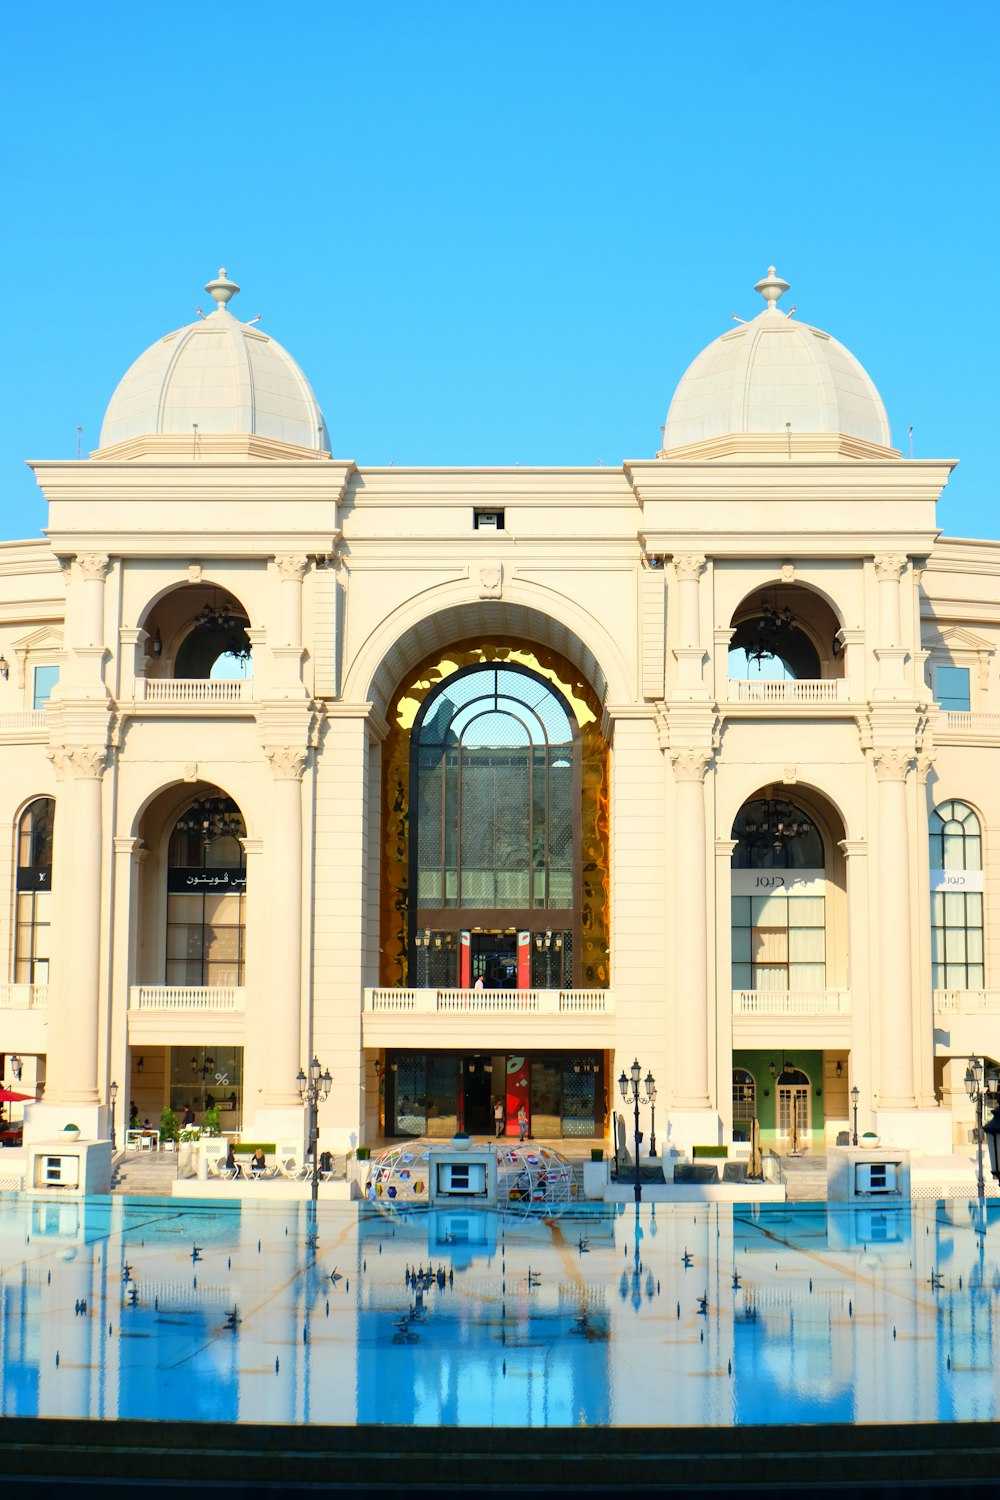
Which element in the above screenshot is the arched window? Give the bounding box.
[166,796,246,987]
[15,798,54,984]
[930,800,984,991]
[412,664,576,912]
[409,664,579,985]
[731,800,826,992]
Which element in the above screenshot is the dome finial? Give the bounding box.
[754,265,789,312]
[204,267,240,313]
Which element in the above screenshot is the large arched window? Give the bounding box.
[412,664,576,912]
[166,795,246,987]
[930,800,984,991]
[15,797,54,984]
[731,800,826,992]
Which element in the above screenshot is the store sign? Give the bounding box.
[930,869,984,892]
[167,866,246,893]
[731,869,825,897]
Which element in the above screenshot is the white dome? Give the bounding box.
[97,269,330,458]
[661,268,895,459]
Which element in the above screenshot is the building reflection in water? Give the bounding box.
[0,1197,996,1428]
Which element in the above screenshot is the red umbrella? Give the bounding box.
[0,1087,34,1103]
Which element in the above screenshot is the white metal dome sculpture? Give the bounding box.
[97,268,331,460]
[660,267,896,460]
[365,1141,578,1216]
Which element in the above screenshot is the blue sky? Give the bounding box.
[0,1,997,541]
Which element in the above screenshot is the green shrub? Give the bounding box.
[202,1105,222,1136]
[692,1144,728,1158]
[159,1107,179,1143]
[233,1142,276,1155]
[355,1146,371,1161]
[590,1148,604,1162]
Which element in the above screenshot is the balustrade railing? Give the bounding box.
[0,983,48,1010]
[0,711,48,732]
[134,679,254,704]
[939,713,1000,736]
[733,989,851,1016]
[728,679,847,704]
[934,989,1000,1015]
[129,986,245,1012]
[365,987,614,1016]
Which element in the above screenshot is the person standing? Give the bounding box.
[517,1103,528,1143]
[493,1097,505,1138]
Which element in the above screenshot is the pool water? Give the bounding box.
[2,1195,998,1427]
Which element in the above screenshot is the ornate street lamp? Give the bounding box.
[965,1056,999,1201]
[618,1059,657,1204]
[297,1056,333,1204]
[9,1053,22,1082]
[109,1079,119,1151]
[850,1085,860,1147]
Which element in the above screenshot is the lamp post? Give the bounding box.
[109,1079,119,1151]
[964,1057,999,1202]
[618,1058,656,1204]
[297,1056,333,1205]
[648,1077,658,1159]
[850,1085,860,1147]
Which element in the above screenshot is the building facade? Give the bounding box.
[2,265,997,1158]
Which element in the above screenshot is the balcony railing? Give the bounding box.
[365,987,613,1015]
[0,983,48,1010]
[129,986,245,1012]
[133,678,254,705]
[938,713,1000,737]
[728,679,848,704]
[934,989,1000,1015]
[733,989,851,1016]
[0,711,49,732]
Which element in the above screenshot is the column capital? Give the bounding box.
[873,553,906,582]
[671,747,713,782]
[47,744,108,780]
[673,553,706,583]
[76,553,111,582]
[838,838,868,859]
[872,747,913,783]
[915,751,936,784]
[275,553,309,582]
[265,745,309,781]
[113,835,147,862]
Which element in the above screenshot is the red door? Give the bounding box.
[517,930,531,989]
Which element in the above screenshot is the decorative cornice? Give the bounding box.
[275,553,309,582]
[264,746,309,781]
[873,554,906,583]
[76,553,111,582]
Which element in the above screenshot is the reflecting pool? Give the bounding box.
[2,1195,999,1427]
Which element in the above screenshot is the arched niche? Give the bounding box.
[728,582,845,680]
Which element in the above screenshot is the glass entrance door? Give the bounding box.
[471,931,518,988]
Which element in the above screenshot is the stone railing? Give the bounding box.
[133,678,254,704]
[934,989,1000,1015]
[0,982,48,1010]
[365,987,613,1015]
[0,711,49,732]
[728,680,847,704]
[733,989,851,1016]
[129,986,245,1012]
[938,713,1000,737]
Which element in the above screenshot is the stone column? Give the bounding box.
[272,555,309,697]
[671,747,713,1109]
[275,554,308,646]
[873,749,916,1110]
[76,553,111,647]
[46,746,108,1107]
[263,746,309,1107]
[873,554,908,693]
[672,554,706,693]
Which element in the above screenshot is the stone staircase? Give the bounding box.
[779,1152,829,1201]
[112,1150,179,1196]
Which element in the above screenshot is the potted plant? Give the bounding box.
[61,1123,80,1142]
[202,1105,222,1137]
[159,1107,179,1145]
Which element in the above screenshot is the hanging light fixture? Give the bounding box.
[174,795,245,843]
[190,593,251,660]
[740,799,811,856]
[746,591,797,667]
